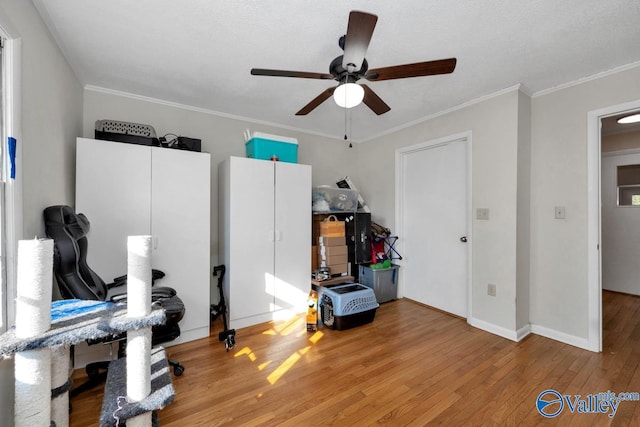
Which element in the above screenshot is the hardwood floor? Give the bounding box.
[69,291,640,426]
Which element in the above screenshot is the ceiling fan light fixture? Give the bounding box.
[333,82,364,108]
[617,113,640,124]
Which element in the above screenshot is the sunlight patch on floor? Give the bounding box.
[308,331,324,344]
[231,313,326,385]
[266,346,311,384]
[262,314,304,336]
[234,347,257,362]
[258,361,271,371]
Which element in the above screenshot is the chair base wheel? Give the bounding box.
[169,359,184,376]
[173,364,184,376]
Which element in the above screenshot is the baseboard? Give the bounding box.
[516,324,531,341]
[467,318,593,350]
[529,323,593,351]
[167,326,209,346]
[229,311,280,330]
[229,307,306,331]
[467,317,521,342]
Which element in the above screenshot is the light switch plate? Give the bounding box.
[555,206,565,219]
[488,283,496,296]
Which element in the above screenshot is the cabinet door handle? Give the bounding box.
[269,230,282,242]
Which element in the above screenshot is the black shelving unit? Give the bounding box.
[313,211,371,280]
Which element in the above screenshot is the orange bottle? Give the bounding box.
[306,289,318,332]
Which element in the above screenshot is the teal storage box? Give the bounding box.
[245,132,298,163]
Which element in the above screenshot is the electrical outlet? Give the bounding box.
[488,283,496,297]
[476,208,490,220]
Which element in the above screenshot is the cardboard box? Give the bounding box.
[318,244,347,257]
[318,254,348,266]
[318,235,346,246]
[320,215,345,237]
[312,245,318,271]
[318,245,348,265]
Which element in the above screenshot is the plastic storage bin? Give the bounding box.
[313,186,359,212]
[358,264,399,303]
[245,132,298,163]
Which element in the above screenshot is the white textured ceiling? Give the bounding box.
[32,0,640,142]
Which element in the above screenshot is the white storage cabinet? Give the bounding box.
[219,156,311,329]
[76,137,211,344]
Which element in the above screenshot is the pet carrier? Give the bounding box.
[320,283,378,330]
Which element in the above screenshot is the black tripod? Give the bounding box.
[211,265,235,351]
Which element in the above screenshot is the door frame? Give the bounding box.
[395,130,473,318]
[587,98,640,352]
[0,32,23,333]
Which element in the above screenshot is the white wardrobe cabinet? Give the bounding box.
[76,137,211,344]
[219,156,311,329]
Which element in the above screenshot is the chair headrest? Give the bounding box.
[44,205,91,240]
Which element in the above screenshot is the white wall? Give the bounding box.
[3,2,83,238]
[356,88,525,336]
[530,65,640,341]
[0,0,83,421]
[354,65,640,347]
[83,89,358,297]
[602,130,640,152]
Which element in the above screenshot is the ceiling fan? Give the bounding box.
[251,10,457,116]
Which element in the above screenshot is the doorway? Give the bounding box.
[587,100,640,352]
[601,132,640,295]
[395,132,471,318]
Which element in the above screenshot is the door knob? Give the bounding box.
[459,236,467,243]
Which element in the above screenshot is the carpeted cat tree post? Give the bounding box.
[1,236,174,427]
[13,238,54,427]
[125,235,153,427]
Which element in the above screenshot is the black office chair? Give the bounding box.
[43,205,185,397]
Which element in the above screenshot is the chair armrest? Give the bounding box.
[106,279,126,291]
[109,286,176,304]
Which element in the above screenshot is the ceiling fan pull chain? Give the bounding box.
[350,108,353,142]
[344,98,348,141]
[344,107,353,148]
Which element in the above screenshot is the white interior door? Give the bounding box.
[398,136,469,317]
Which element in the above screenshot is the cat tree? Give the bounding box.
[0,236,175,427]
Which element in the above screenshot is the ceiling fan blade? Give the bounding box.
[296,87,336,115]
[342,11,378,72]
[366,58,457,81]
[251,68,334,80]
[361,84,390,115]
